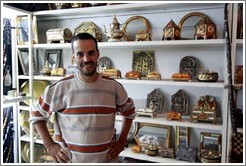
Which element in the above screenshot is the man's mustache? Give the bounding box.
[81,61,94,67]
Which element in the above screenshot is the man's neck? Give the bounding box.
[78,72,99,83]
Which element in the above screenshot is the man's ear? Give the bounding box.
[97,51,100,59]
[71,54,75,64]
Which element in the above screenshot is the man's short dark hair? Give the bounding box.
[71,33,98,53]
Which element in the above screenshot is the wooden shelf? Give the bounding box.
[116,114,223,131]
[33,39,225,49]
[120,144,190,163]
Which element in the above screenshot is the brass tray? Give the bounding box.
[115,120,137,142]
[20,80,50,105]
[20,110,39,137]
[21,142,47,163]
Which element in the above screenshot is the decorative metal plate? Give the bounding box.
[114,120,137,142]
[20,80,50,105]
[21,142,46,163]
[179,56,199,80]
[171,89,189,115]
[97,56,111,73]
[132,51,154,77]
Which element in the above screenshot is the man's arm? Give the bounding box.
[34,121,70,163]
[107,117,133,161]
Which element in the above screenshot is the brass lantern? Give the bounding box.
[194,16,217,39]
[162,19,180,40]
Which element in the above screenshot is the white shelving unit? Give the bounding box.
[2,2,243,163]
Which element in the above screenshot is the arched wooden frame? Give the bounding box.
[122,16,151,41]
[178,12,209,39]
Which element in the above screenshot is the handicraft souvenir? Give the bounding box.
[178,12,208,40]
[134,123,170,149]
[115,120,137,142]
[51,68,66,76]
[190,95,218,124]
[171,73,191,81]
[179,56,199,80]
[170,89,189,115]
[102,69,121,79]
[146,72,161,80]
[41,60,52,76]
[197,70,218,82]
[166,111,182,121]
[176,145,197,162]
[97,56,111,73]
[166,89,189,121]
[160,148,175,158]
[234,65,243,84]
[145,144,159,156]
[74,22,103,42]
[176,126,190,147]
[162,19,180,40]
[132,51,154,77]
[194,16,217,39]
[17,48,39,76]
[104,15,123,42]
[131,145,142,153]
[137,89,164,118]
[125,71,141,80]
[200,132,222,163]
[21,142,47,163]
[20,80,50,105]
[46,28,72,43]
[122,16,151,41]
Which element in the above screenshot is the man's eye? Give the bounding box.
[76,53,83,57]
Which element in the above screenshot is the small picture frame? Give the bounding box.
[16,15,38,45]
[18,48,39,75]
[44,49,61,69]
[200,132,222,153]
[16,16,29,45]
[176,126,190,147]
[134,122,170,149]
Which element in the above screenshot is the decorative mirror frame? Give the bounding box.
[132,50,154,77]
[44,49,61,69]
[176,126,190,147]
[178,12,208,40]
[200,132,222,154]
[179,56,199,80]
[122,16,151,41]
[146,88,164,114]
[134,122,170,149]
[171,89,189,115]
[18,48,39,75]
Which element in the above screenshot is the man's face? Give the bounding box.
[73,39,99,76]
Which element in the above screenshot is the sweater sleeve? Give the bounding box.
[29,85,53,124]
[116,83,136,119]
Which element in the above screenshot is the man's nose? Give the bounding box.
[82,54,90,62]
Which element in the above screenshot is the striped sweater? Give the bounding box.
[30,73,136,163]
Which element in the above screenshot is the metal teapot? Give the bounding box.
[103,15,124,42]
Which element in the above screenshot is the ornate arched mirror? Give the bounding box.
[122,16,151,41]
[178,12,208,40]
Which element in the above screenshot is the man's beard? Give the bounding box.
[78,61,97,76]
